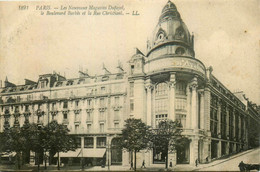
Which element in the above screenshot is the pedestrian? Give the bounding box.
[238,161,245,172]
[130,161,133,170]
[195,159,199,167]
[141,160,146,168]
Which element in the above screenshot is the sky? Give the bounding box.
[0,0,259,104]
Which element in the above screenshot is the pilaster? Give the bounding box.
[198,90,204,130]
[190,77,198,131]
[145,79,153,126]
[169,73,176,122]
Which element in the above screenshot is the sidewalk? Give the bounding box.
[0,148,257,171]
[193,148,258,171]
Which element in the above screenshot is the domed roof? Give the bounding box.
[147,0,194,57]
[160,0,180,22]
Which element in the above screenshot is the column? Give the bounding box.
[233,111,236,141]
[190,77,198,130]
[198,90,205,130]
[186,84,191,129]
[20,114,25,127]
[169,73,176,121]
[145,79,152,126]
[10,114,14,127]
[80,136,84,167]
[238,115,241,141]
[217,101,221,138]
[217,141,222,158]
[106,137,111,166]
[226,106,229,139]
[190,137,199,165]
[204,87,211,133]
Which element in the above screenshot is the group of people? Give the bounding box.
[129,160,146,170]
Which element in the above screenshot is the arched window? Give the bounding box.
[175,82,186,95]
[155,82,168,96]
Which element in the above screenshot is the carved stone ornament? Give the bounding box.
[99,107,107,112]
[168,81,176,88]
[145,83,154,90]
[86,108,94,113]
[74,109,81,114]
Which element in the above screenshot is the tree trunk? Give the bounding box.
[134,150,137,171]
[38,152,40,172]
[165,147,168,169]
[57,152,60,170]
[44,151,47,170]
[17,152,21,170]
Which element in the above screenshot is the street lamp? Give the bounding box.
[106,143,110,170]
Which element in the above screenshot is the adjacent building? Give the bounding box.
[0,0,259,167]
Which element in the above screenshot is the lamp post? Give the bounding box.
[106,143,110,170]
[36,123,42,172]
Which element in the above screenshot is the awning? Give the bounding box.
[54,149,106,158]
[82,149,106,158]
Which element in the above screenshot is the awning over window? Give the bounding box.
[54,149,106,158]
[83,149,106,158]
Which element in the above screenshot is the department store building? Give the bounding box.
[0,1,259,167]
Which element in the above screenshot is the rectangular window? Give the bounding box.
[25,105,29,112]
[131,65,134,74]
[76,137,81,148]
[17,96,21,102]
[130,99,134,112]
[75,100,79,108]
[63,101,68,109]
[130,83,134,97]
[97,137,106,148]
[75,113,80,122]
[99,111,105,121]
[87,99,92,107]
[38,104,42,110]
[41,82,45,88]
[114,110,119,120]
[63,113,68,120]
[101,87,106,94]
[87,124,91,133]
[115,97,119,105]
[84,137,94,148]
[15,106,19,113]
[27,94,32,101]
[100,98,105,107]
[114,122,119,128]
[87,112,92,121]
[75,125,79,134]
[52,103,56,111]
[155,114,168,128]
[100,123,104,132]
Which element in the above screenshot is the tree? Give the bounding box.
[47,120,77,170]
[3,126,27,169]
[120,118,152,171]
[152,120,190,169]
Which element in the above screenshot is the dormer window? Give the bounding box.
[67,80,73,86]
[40,81,45,88]
[158,33,164,40]
[131,65,134,74]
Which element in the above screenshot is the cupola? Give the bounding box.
[147,0,194,59]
